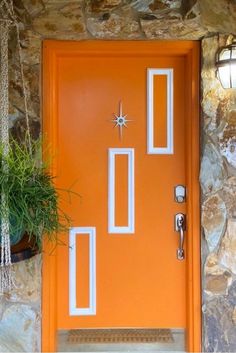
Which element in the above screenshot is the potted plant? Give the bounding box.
[0,139,73,262]
[0,4,76,291]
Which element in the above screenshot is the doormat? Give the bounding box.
[67,328,174,344]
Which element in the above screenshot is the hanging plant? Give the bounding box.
[0,0,78,292]
[0,139,72,250]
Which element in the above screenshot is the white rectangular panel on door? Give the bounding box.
[69,227,96,316]
[147,68,174,155]
[108,148,135,234]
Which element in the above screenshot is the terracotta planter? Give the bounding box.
[1,233,38,263]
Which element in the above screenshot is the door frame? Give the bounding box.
[42,40,201,352]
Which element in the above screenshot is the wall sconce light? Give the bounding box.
[216,38,236,89]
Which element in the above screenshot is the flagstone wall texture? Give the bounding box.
[1,0,236,351]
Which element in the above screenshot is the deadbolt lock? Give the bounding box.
[174,185,186,203]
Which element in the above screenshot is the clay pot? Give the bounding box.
[1,233,38,263]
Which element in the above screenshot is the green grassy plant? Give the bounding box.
[0,139,73,249]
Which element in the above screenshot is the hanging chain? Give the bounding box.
[0,21,14,293]
[0,0,32,153]
[15,20,32,153]
[0,0,33,292]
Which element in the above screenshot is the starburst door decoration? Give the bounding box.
[112,101,132,139]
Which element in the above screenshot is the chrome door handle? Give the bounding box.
[175,213,186,260]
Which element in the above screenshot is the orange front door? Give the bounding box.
[42,41,201,352]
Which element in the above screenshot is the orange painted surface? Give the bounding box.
[76,234,90,308]
[42,41,201,352]
[153,74,167,148]
[184,43,201,353]
[115,154,128,226]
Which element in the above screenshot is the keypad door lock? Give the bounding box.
[174,185,186,203]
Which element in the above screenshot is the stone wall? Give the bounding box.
[1,0,236,351]
[200,35,236,352]
[0,255,41,351]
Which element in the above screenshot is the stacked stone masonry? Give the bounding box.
[1,0,236,351]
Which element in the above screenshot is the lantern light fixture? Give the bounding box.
[216,38,236,89]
